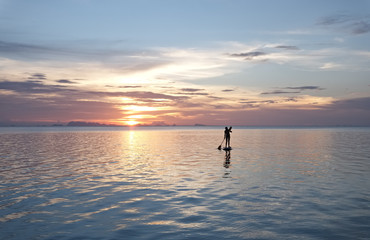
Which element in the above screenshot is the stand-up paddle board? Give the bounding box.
[223,147,232,151]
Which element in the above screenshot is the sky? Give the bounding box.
[0,0,370,126]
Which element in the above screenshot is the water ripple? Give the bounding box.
[0,127,370,239]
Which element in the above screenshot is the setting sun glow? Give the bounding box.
[1,1,369,127]
[124,120,140,126]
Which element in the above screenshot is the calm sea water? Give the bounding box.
[0,127,369,240]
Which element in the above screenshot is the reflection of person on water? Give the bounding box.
[224,150,231,168]
[224,126,232,148]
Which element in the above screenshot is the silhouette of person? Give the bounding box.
[224,126,232,148]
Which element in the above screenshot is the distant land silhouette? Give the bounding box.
[66,121,117,127]
[0,121,119,127]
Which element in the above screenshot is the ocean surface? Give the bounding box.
[0,126,369,240]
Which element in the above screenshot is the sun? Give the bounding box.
[125,120,140,126]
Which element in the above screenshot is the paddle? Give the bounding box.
[218,138,225,150]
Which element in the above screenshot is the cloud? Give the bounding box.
[0,40,86,62]
[0,80,68,94]
[161,95,370,126]
[0,80,188,107]
[317,14,351,25]
[1,77,369,126]
[0,94,122,122]
[229,51,267,60]
[90,90,188,101]
[222,41,370,71]
[171,88,209,96]
[211,104,239,110]
[285,86,325,91]
[207,95,224,100]
[261,90,300,95]
[0,79,195,124]
[175,92,209,96]
[118,85,142,88]
[28,73,47,80]
[261,86,325,95]
[56,79,76,84]
[224,107,370,126]
[1,35,369,126]
[351,21,370,34]
[320,62,342,69]
[1,38,367,87]
[329,97,370,111]
[239,100,276,108]
[284,97,298,102]
[0,39,159,67]
[0,40,51,54]
[240,100,276,104]
[180,88,205,92]
[275,45,300,50]
[317,14,370,35]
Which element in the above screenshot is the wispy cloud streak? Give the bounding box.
[317,14,370,35]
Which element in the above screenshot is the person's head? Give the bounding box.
[225,127,228,130]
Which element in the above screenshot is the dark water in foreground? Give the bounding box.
[0,127,369,240]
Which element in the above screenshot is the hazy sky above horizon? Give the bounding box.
[1,0,370,126]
